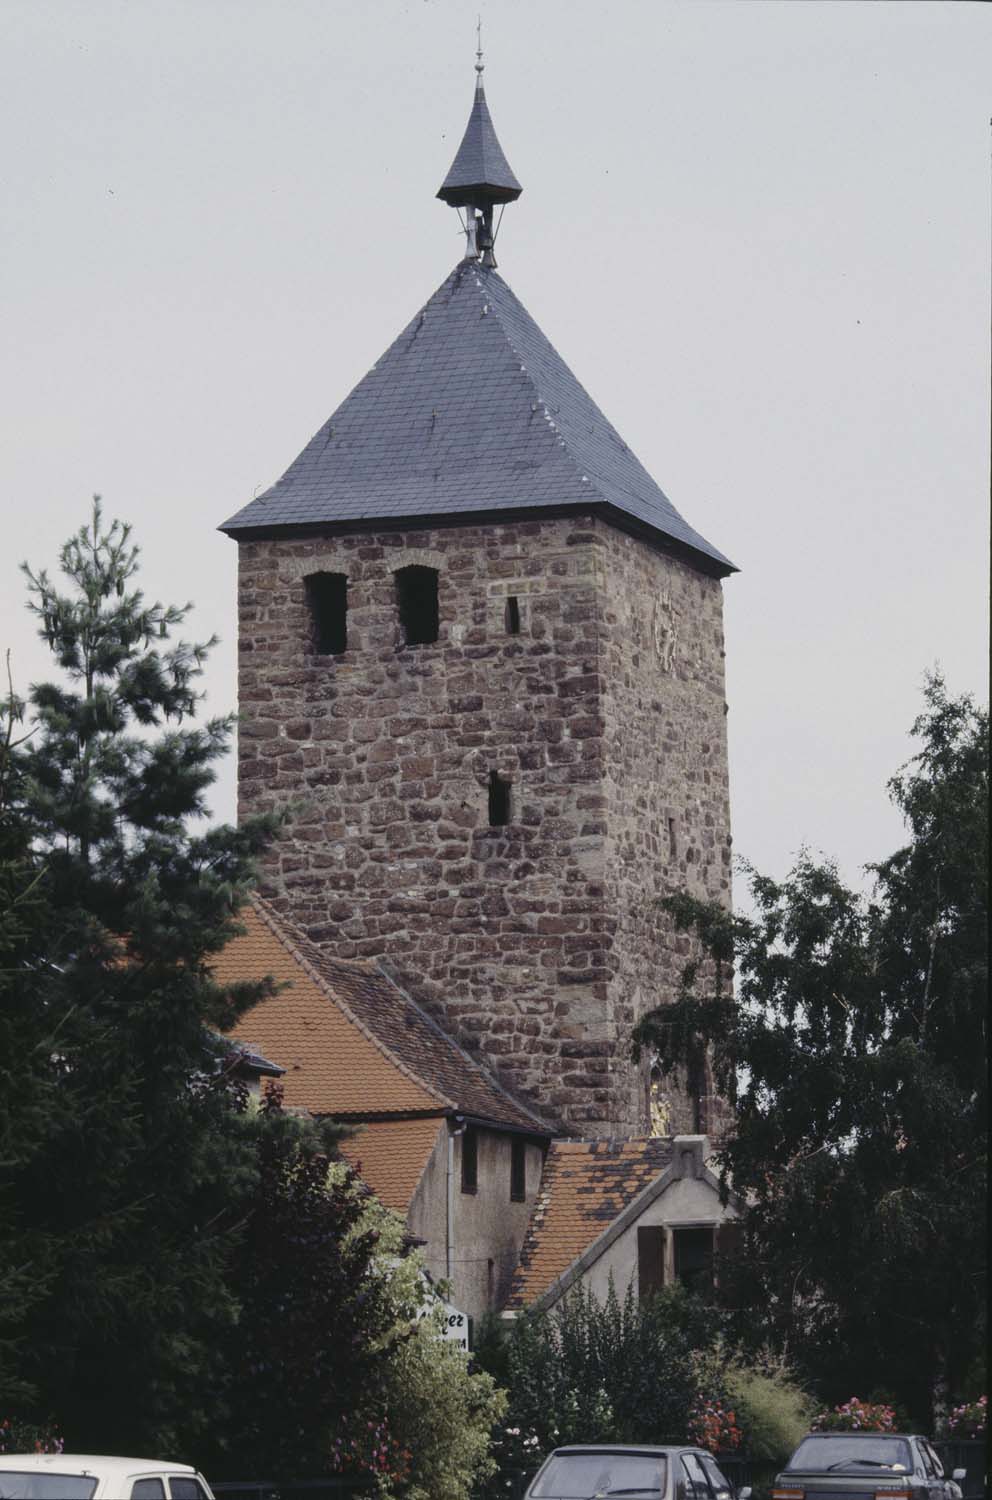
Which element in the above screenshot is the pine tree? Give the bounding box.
[0,501,277,1451]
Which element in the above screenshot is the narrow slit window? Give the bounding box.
[510,1138,526,1202]
[396,564,439,646]
[305,571,348,655]
[637,1225,666,1300]
[668,816,678,861]
[504,596,521,634]
[461,1126,478,1194]
[488,771,512,827]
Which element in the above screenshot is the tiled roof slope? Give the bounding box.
[211,902,438,1116]
[304,949,549,1134]
[507,1138,675,1309]
[212,899,550,1134]
[220,261,734,577]
[339,1117,444,1214]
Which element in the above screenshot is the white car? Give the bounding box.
[0,1454,216,1500]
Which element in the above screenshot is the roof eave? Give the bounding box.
[218,501,737,579]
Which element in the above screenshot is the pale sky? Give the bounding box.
[1,0,989,893]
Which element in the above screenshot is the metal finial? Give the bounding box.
[475,16,484,78]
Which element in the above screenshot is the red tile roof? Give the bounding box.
[212,897,549,1134]
[339,1117,443,1213]
[506,1137,675,1308]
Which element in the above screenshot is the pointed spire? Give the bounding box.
[436,36,523,213]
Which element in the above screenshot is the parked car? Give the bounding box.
[772,1433,966,1500]
[0,1454,216,1500]
[524,1444,752,1500]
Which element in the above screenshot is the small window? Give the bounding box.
[169,1481,208,1500]
[699,1455,733,1500]
[488,771,512,827]
[681,1455,713,1500]
[461,1126,478,1193]
[674,1227,714,1292]
[131,1484,166,1500]
[504,596,521,634]
[305,571,348,655]
[396,565,439,646]
[637,1225,665,1300]
[510,1138,526,1201]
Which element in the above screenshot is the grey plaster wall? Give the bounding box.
[408,1122,545,1321]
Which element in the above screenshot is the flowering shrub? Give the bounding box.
[488,1425,546,1486]
[688,1395,744,1453]
[942,1397,986,1440]
[811,1398,896,1433]
[330,1416,412,1486]
[0,1419,63,1454]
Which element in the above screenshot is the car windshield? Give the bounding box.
[0,1476,98,1499]
[531,1454,667,1498]
[788,1438,913,1473]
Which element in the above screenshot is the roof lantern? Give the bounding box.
[436,26,522,266]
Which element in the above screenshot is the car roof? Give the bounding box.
[0,1455,196,1476]
[547,1446,702,1456]
[796,1433,923,1441]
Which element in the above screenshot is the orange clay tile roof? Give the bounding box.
[506,1137,675,1309]
[211,897,549,1134]
[339,1117,443,1213]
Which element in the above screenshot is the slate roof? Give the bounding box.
[220,260,734,577]
[506,1137,676,1309]
[437,78,522,207]
[212,897,550,1135]
[339,1116,444,1214]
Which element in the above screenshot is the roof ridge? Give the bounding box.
[247,895,454,1113]
[375,956,553,1134]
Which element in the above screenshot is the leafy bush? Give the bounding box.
[725,1359,813,1461]
[476,1279,722,1465]
[347,1191,507,1500]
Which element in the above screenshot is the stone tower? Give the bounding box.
[221,59,735,1137]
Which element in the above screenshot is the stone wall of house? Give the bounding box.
[235,513,731,1134]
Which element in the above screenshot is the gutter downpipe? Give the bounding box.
[446,1115,466,1282]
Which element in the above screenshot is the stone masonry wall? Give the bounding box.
[235,514,730,1134]
[600,530,732,1136]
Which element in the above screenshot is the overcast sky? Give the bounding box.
[2,0,989,894]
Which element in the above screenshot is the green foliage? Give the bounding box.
[722,1354,813,1461]
[477,1280,722,1469]
[204,1091,400,1480]
[341,1192,507,1500]
[633,675,989,1425]
[0,501,284,1451]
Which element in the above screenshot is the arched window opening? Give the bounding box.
[488,771,512,827]
[305,571,348,655]
[395,565,439,646]
[504,595,521,634]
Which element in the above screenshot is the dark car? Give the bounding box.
[772,1433,966,1500]
[523,1444,750,1500]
